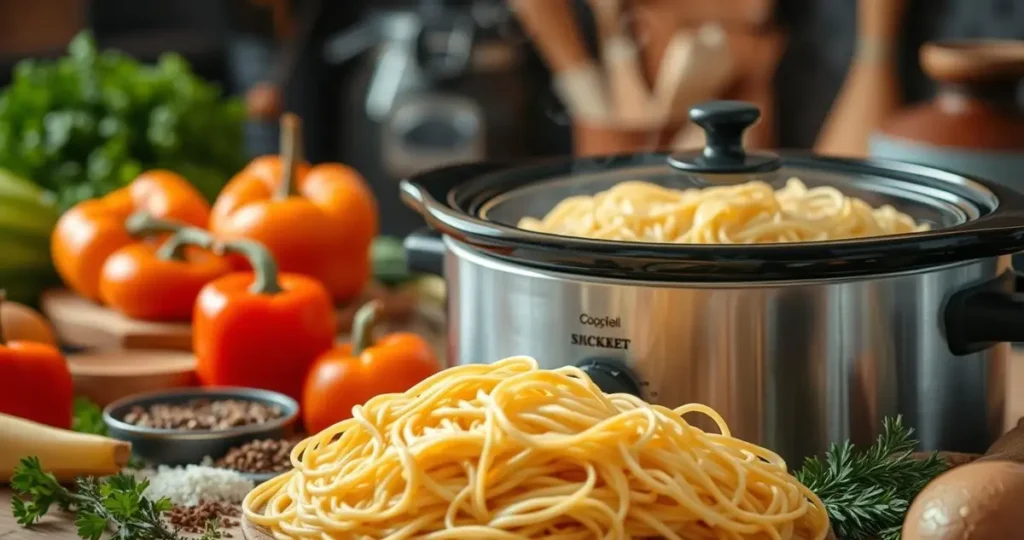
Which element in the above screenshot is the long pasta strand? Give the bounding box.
[517,178,928,243]
[243,357,830,540]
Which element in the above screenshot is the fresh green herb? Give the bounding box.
[795,416,949,540]
[10,456,222,540]
[0,32,247,209]
[72,397,107,436]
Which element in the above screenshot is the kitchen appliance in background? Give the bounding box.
[400,100,1024,465]
[324,0,532,237]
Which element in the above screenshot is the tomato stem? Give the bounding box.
[276,113,303,200]
[352,300,384,355]
[0,289,6,346]
[214,240,284,295]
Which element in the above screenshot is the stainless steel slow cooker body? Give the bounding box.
[400,101,1024,465]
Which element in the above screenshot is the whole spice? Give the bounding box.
[121,399,283,430]
[209,114,378,303]
[193,238,336,402]
[166,501,240,535]
[216,438,295,474]
[10,456,224,540]
[303,300,440,434]
[795,416,949,540]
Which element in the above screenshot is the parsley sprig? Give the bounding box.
[795,416,949,540]
[72,397,107,436]
[10,456,224,540]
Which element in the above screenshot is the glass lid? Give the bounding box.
[399,101,1024,281]
[471,102,987,242]
[476,161,985,237]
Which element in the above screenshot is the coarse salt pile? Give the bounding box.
[142,464,254,507]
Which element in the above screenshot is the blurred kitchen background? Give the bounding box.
[2,0,1023,236]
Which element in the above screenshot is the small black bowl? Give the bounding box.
[103,387,299,467]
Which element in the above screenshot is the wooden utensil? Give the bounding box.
[815,0,906,157]
[512,0,609,120]
[588,0,652,123]
[68,349,198,407]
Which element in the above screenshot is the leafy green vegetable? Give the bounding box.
[0,32,247,209]
[72,397,107,436]
[795,416,949,540]
[10,456,223,540]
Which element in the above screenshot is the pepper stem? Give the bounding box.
[213,240,284,295]
[0,290,6,346]
[125,212,185,237]
[125,212,203,262]
[275,113,303,200]
[352,300,384,355]
[154,227,217,261]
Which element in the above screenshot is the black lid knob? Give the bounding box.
[667,101,782,174]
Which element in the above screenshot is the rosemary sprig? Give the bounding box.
[795,416,949,540]
[10,456,222,540]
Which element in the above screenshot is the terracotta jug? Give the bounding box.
[871,40,1024,192]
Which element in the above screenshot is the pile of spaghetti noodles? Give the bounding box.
[517,177,929,243]
[243,357,830,539]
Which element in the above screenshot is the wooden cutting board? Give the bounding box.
[42,289,193,351]
[42,284,437,352]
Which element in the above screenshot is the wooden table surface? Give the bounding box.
[4,347,1024,538]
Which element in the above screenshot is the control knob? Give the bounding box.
[575,358,642,398]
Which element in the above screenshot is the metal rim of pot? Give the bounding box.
[400,101,1024,283]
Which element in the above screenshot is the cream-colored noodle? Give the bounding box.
[243,357,830,540]
[517,178,929,243]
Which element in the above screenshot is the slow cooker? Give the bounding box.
[399,101,1024,464]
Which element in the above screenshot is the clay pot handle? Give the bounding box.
[921,40,1024,85]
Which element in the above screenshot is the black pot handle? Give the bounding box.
[404,228,446,276]
[946,270,1024,355]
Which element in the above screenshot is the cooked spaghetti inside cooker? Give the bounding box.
[517,178,930,243]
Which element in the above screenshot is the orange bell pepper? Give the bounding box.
[99,213,232,322]
[194,238,337,403]
[302,300,440,433]
[209,114,378,304]
[0,291,73,429]
[51,170,211,302]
